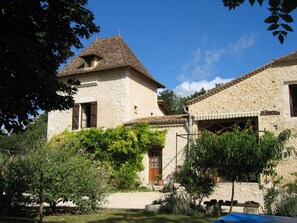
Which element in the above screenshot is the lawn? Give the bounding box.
[42,209,216,223]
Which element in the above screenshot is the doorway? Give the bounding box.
[148,149,162,183]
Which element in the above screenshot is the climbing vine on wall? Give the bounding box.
[49,123,166,190]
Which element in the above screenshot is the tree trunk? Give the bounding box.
[39,169,44,223]
[229,181,235,213]
[50,201,57,214]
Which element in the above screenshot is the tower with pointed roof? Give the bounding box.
[47,35,167,139]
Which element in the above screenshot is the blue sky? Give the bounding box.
[76,0,297,96]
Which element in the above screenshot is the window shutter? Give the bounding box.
[72,103,79,130]
[90,102,97,128]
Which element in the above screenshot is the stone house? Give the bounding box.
[187,51,297,183]
[47,35,187,184]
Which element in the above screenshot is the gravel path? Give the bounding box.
[102,191,164,209]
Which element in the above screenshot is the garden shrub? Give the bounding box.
[262,187,280,215]
[159,192,195,215]
[275,195,297,217]
[176,163,216,206]
[112,164,141,190]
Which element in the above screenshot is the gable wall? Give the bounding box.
[189,63,297,130]
[189,62,297,182]
[127,69,161,120]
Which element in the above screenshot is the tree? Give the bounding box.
[187,88,207,101]
[0,113,47,152]
[158,90,186,114]
[189,126,294,213]
[1,143,109,213]
[222,0,297,44]
[158,88,207,114]
[0,0,99,132]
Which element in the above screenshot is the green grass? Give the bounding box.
[42,209,215,223]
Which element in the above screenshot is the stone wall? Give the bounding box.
[127,69,160,120]
[162,126,188,179]
[206,183,264,212]
[188,61,297,183]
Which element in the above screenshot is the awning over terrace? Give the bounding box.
[194,111,260,121]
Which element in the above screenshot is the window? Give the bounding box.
[134,105,138,114]
[81,103,91,128]
[289,84,297,117]
[77,54,100,69]
[72,102,97,130]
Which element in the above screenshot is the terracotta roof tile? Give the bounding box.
[58,36,165,88]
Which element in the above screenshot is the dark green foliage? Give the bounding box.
[158,90,186,114]
[0,113,47,152]
[49,123,166,190]
[263,187,280,215]
[158,88,207,114]
[222,0,297,43]
[112,164,141,190]
[0,0,99,132]
[0,114,48,209]
[176,163,216,206]
[275,195,297,217]
[1,144,109,213]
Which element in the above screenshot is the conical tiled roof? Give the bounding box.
[58,35,165,88]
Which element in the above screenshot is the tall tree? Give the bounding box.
[0,0,99,132]
[0,113,47,153]
[158,90,185,114]
[222,0,297,43]
[158,88,208,114]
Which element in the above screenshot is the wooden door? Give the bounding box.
[149,149,162,183]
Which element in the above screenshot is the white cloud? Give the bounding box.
[177,33,257,82]
[229,33,257,56]
[174,76,234,97]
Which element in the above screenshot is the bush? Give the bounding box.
[112,164,141,190]
[176,163,216,206]
[158,193,195,215]
[275,195,297,217]
[262,187,280,215]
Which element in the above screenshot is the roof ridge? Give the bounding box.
[117,35,127,64]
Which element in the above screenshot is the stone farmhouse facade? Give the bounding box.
[187,51,297,183]
[47,34,296,189]
[47,35,187,184]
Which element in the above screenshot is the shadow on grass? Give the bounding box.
[86,210,214,223]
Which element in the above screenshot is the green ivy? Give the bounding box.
[49,123,166,190]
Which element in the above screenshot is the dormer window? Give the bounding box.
[78,53,101,69]
[83,55,99,68]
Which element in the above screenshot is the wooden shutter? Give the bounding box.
[90,102,97,128]
[72,103,79,130]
